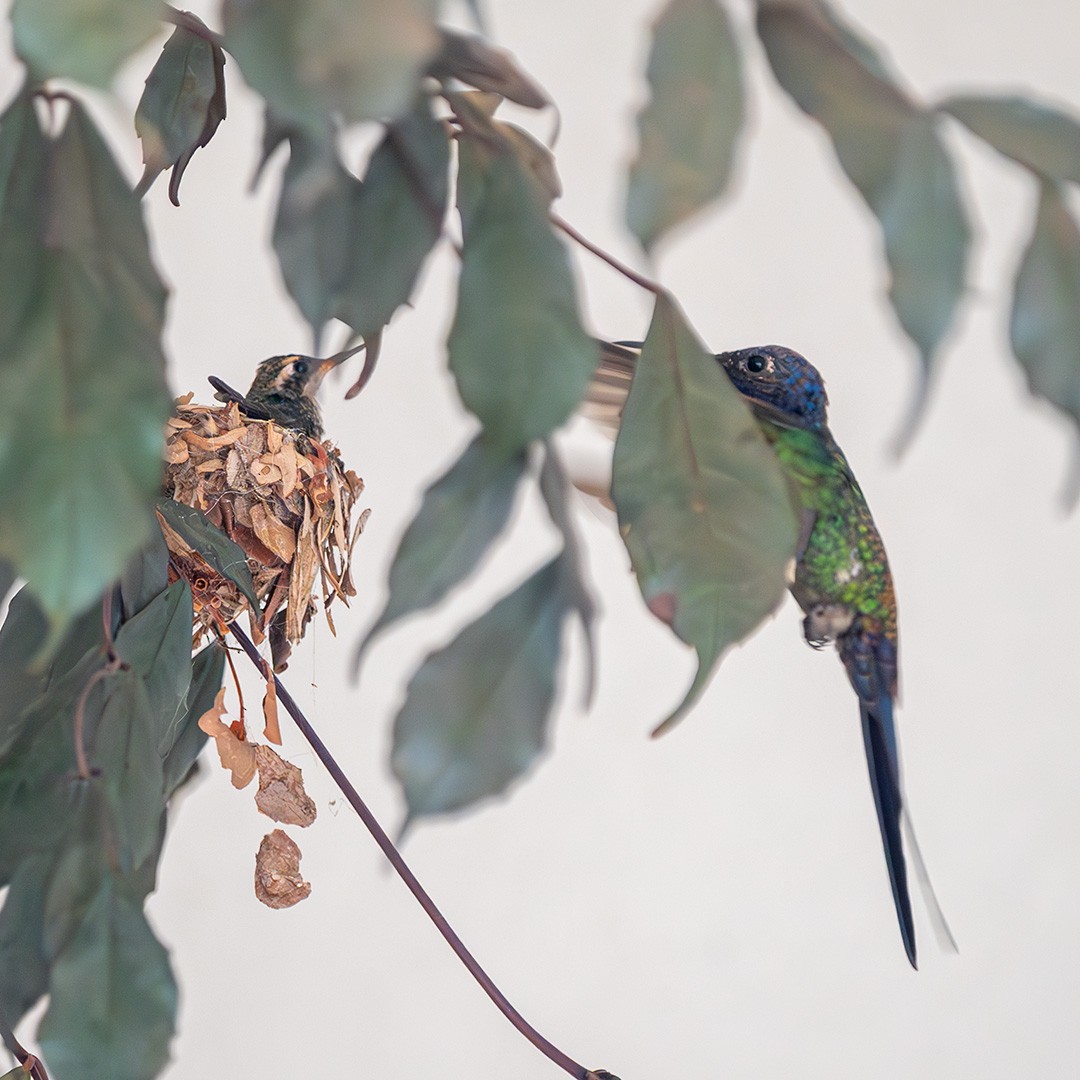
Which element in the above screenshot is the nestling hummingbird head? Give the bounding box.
[717,345,829,430]
[243,343,365,439]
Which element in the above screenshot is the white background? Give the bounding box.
[3,1,1080,1077]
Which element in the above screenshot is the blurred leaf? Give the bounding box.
[0,97,171,629]
[86,670,163,869]
[39,875,176,1080]
[155,499,259,610]
[0,559,13,607]
[0,587,103,765]
[448,150,595,454]
[756,1,969,377]
[626,0,744,251]
[428,30,548,109]
[11,0,159,88]
[338,98,451,339]
[134,21,227,205]
[0,853,50,1028]
[118,529,170,620]
[271,133,362,343]
[942,95,1080,184]
[876,114,970,438]
[357,436,525,665]
[393,559,564,821]
[162,642,224,796]
[1010,181,1080,429]
[221,0,440,136]
[114,581,193,753]
[611,295,799,733]
[538,443,597,707]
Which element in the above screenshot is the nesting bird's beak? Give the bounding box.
[303,342,367,397]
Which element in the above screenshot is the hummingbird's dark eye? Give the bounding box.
[292,359,308,376]
[745,354,767,373]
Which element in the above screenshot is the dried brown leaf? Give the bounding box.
[254,829,311,909]
[197,687,257,788]
[250,501,297,563]
[253,744,316,826]
[262,672,282,745]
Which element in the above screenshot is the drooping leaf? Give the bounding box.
[0,586,103,765]
[1010,181,1080,430]
[118,529,170,620]
[11,0,159,88]
[0,97,172,629]
[39,876,177,1080]
[221,0,440,136]
[428,30,549,109]
[0,559,13,608]
[134,20,228,204]
[338,98,451,339]
[626,0,745,251]
[538,442,597,707]
[271,132,363,344]
[114,581,194,753]
[611,294,799,733]
[392,559,565,822]
[357,435,525,666]
[756,1,969,381]
[0,852,50,1029]
[448,148,596,455]
[163,641,225,796]
[155,499,259,610]
[942,95,1080,184]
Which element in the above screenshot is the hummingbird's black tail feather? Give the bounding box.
[860,696,917,969]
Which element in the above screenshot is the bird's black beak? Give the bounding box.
[303,342,366,397]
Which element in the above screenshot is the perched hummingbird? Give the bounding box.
[209,343,366,439]
[590,340,921,968]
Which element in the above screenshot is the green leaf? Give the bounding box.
[392,559,565,821]
[357,436,525,666]
[0,97,172,629]
[221,0,440,136]
[448,150,596,455]
[118,529,170,620]
[756,1,969,377]
[134,22,228,205]
[337,98,451,339]
[611,294,799,733]
[538,443,597,707]
[1010,181,1080,430]
[0,559,13,607]
[875,114,970,437]
[626,0,745,251]
[11,0,160,88]
[155,499,259,610]
[428,30,548,109]
[271,133,363,342]
[162,642,224,797]
[942,95,1080,184]
[114,581,194,753]
[39,876,177,1080]
[0,853,50,1029]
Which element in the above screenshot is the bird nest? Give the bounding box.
[161,394,368,666]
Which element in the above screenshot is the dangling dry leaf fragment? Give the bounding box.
[255,829,311,909]
[197,687,257,789]
[262,673,282,745]
[253,744,317,826]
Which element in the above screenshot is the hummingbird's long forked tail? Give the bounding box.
[859,696,918,969]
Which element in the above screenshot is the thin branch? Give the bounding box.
[161,4,226,49]
[550,212,664,296]
[0,1006,50,1080]
[227,622,604,1080]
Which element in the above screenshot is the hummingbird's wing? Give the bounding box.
[582,339,641,438]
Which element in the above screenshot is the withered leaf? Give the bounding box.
[255,829,311,909]
[262,674,282,746]
[253,744,316,826]
[197,688,256,789]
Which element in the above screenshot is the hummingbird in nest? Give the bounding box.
[590,340,951,969]
[209,343,366,439]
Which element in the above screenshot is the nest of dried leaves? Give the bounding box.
[161,394,368,665]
